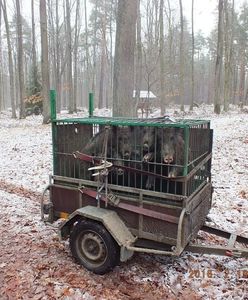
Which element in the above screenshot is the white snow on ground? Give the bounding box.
[0,105,247,299]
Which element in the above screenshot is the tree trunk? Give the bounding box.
[179,0,184,111]
[165,0,174,104]
[31,0,40,97]
[232,65,238,104]
[40,0,50,123]
[16,0,25,119]
[159,0,166,115]
[214,0,224,114]
[91,0,98,95]
[223,0,235,111]
[154,0,160,47]
[239,54,245,104]
[55,0,61,112]
[134,0,142,116]
[98,46,105,109]
[98,2,107,109]
[31,0,37,73]
[190,0,195,111]
[84,0,89,97]
[73,0,80,112]
[113,0,138,117]
[66,0,73,113]
[109,0,114,100]
[14,54,19,107]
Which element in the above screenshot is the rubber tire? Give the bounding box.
[69,220,120,275]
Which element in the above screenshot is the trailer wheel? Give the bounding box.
[70,220,119,274]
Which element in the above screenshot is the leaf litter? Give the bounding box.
[0,105,247,299]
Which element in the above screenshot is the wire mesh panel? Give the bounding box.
[53,123,92,179]
[52,117,212,197]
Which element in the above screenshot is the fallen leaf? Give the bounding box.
[239,190,247,199]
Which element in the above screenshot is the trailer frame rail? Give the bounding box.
[185,225,248,258]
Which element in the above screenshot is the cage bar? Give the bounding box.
[51,115,212,200]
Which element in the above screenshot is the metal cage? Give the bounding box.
[51,116,212,198]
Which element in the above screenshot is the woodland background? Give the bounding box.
[0,0,248,122]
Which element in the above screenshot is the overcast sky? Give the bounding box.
[18,0,245,37]
[183,0,217,35]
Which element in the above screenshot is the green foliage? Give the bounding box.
[25,65,42,115]
[89,0,117,44]
[26,64,42,97]
[238,3,248,44]
[6,14,32,55]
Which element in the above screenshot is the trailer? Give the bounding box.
[41,91,248,275]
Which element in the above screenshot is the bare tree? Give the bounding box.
[109,0,115,95]
[1,0,16,117]
[66,0,73,113]
[31,0,37,74]
[224,0,235,111]
[134,0,142,116]
[55,0,61,111]
[91,0,98,95]
[190,0,195,111]
[179,0,185,111]
[30,0,41,99]
[159,0,166,115]
[165,0,175,103]
[84,0,89,96]
[40,0,50,123]
[16,0,25,118]
[214,0,224,114]
[113,0,138,117]
[0,0,244,119]
[98,1,107,109]
[143,47,159,95]
[73,0,80,111]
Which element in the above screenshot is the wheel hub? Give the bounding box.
[80,232,106,262]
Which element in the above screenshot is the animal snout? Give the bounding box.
[143,152,154,162]
[123,151,130,159]
[164,155,174,164]
[117,168,124,176]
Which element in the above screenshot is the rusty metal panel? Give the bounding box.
[111,206,140,230]
[142,217,178,243]
[51,186,80,214]
[182,184,212,247]
[186,182,212,213]
[50,177,212,251]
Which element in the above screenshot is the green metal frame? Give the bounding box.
[53,116,210,128]
[49,90,211,187]
[50,90,57,174]
[89,93,94,117]
[49,91,210,128]
[183,127,190,176]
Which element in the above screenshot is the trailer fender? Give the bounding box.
[59,206,136,262]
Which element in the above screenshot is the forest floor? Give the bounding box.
[0,104,247,300]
